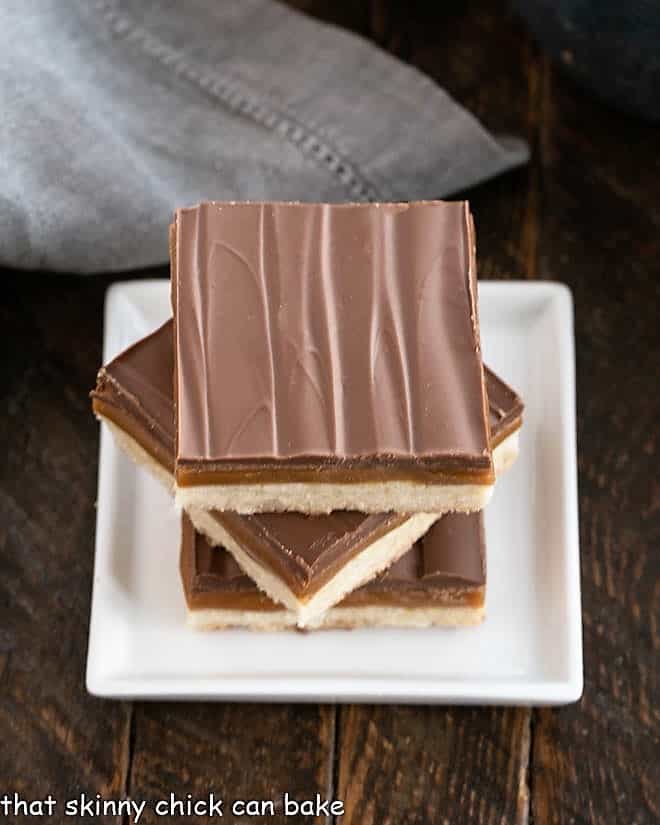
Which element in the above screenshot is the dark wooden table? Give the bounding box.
[1,2,658,822]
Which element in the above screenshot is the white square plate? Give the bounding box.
[87,280,582,704]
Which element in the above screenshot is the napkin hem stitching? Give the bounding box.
[93,0,386,202]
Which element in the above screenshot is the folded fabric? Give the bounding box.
[0,0,528,273]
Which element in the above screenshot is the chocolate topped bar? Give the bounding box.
[182,509,485,622]
[483,365,525,445]
[92,319,520,476]
[92,320,520,621]
[171,201,493,511]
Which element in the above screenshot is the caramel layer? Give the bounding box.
[176,462,495,487]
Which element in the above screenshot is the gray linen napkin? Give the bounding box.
[0,0,528,273]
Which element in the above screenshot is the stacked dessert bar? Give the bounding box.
[92,201,523,630]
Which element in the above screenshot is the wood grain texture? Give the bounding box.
[127,702,335,824]
[0,272,135,820]
[337,705,532,825]
[530,64,660,825]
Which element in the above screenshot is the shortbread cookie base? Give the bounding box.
[493,431,519,476]
[176,479,494,515]
[187,604,485,631]
[320,604,485,629]
[101,418,173,492]
[189,507,439,627]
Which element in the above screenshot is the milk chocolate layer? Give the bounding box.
[484,365,525,444]
[92,321,175,475]
[212,510,408,595]
[182,511,485,612]
[92,320,521,595]
[173,201,493,486]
